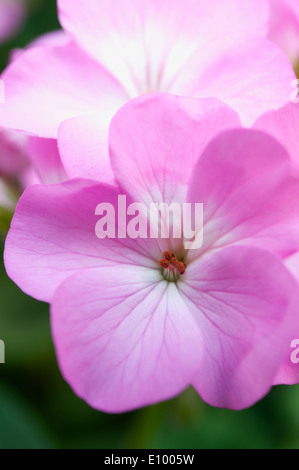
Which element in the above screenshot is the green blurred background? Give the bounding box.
[1,0,299,450]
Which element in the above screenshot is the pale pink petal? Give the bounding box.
[4,180,160,302]
[51,265,203,412]
[170,38,296,126]
[186,129,299,261]
[0,42,128,137]
[110,94,241,207]
[253,103,299,163]
[58,0,269,96]
[58,115,114,183]
[179,246,299,409]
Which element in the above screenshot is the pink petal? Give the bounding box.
[273,352,299,386]
[110,94,241,207]
[4,180,160,302]
[179,246,299,409]
[0,42,128,137]
[170,38,296,126]
[58,0,269,96]
[186,129,299,261]
[28,30,71,48]
[10,30,71,63]
[253,103,299,164]
[51,265,204,412]
[58,114,114,183]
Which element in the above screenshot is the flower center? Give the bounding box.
[159,251,186,282]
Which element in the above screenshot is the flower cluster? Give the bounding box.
[1,0,299,412]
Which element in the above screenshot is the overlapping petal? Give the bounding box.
[170,38,296,126]
[110,94,241,207]
[58,114,114,182]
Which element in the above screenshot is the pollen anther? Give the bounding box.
[159,251,186,280]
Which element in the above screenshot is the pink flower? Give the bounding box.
[268,0,299,64]
[0,0,26,43]
[0,128,66,216]
[0,0,296,183]
[4,95,299,412]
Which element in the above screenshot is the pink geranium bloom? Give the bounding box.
[0,0,296,182]
[268,0,299,64]
[0,0,26,43]
[4,95,299,412]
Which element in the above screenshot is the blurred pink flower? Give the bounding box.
[4,95,299,412]
[0,0,296,183]
[0,128,66,185]
[0,128,37,213]
[268,0,299,64]
[0,0,26,43]
[0,127,66,215]
[0,128,28,179]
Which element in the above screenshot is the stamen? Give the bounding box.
[163,251,174,261]
[159,251,186,281]
[159,259,170,269]
[170,257,186,275]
